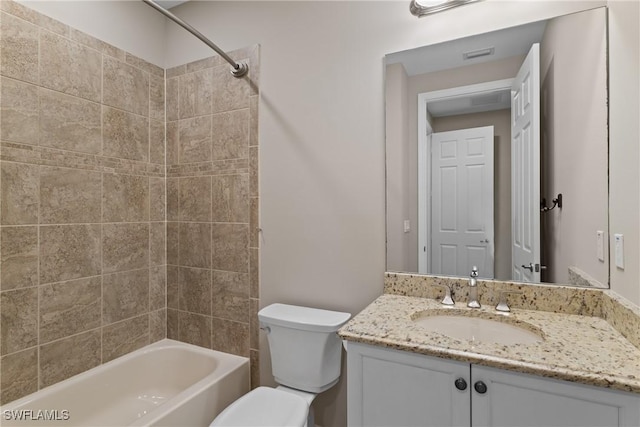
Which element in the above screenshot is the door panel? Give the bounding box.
[431,126,495,278]
[467,246,488,272]
[441,245,458,276]
[440,166,458,231]
[511,44,541,282]
[466,165,485,231]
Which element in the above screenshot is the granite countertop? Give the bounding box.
[338,294,640,394]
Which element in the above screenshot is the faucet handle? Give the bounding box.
[433,283,455,306]
[470,266,479,278]
[495,290,523,312]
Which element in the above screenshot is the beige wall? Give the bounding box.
[18,0,166,67]
[609,0,640,305]
[0,1,166,403]
[540,7,608,285]
[433,110,512,281]
[386,63,414,272]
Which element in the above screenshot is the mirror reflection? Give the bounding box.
[385,7,608,287]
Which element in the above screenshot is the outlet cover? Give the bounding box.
[596,230,605,262]
[614,234,624,269]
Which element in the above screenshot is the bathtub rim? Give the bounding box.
[1,338,250,425]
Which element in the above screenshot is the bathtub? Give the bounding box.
[1,339,250,426]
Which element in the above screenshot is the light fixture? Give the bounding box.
[410,0,481,17]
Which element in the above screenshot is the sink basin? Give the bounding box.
[412,310,543,345]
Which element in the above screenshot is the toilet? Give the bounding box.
[210,303,351,427]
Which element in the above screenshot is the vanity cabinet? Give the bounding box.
[346,342,640,427]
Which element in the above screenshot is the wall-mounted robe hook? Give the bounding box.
[541,193,563,212]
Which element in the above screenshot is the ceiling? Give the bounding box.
[386,19,548,117]
[155,0,190,9]
[428,88,511,117]
[386,19,547,76]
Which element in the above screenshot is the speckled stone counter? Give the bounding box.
[339,275,640,394]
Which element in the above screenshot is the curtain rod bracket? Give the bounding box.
[231,62,249,78]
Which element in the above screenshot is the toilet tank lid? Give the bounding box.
[258,304,351,332]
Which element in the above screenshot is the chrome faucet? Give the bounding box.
[495,290,523,313]
[467,266,480,308]
[433,283,455,306]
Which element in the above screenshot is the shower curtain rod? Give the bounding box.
[142,0,248,78]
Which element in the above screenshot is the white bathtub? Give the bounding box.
[1,339,250,426]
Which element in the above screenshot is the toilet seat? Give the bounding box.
[210,387,309,427]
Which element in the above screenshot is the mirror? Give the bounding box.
[385,7,609,288]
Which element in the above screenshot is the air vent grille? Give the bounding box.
[462,47,495,60]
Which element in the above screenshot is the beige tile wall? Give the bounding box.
[0,0,260,404]
[165,46,261,389]
[0,1,167,404]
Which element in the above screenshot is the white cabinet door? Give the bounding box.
[347,343,640,427]
[471,365,640,427]
[347,343,470,427]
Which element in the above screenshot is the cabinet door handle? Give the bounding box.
[474,381,488,394]
[454,378,467,391]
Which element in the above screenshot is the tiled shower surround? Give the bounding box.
[164,47,260,385]
[0,0,260,404]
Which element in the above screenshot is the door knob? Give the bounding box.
[474,381,488,394]
[454,378,467,391]
[521,263,534,272]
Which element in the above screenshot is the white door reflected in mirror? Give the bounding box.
[428,126,494,278]
[511,43,541,283]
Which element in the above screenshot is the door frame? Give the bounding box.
[417,78,514,274]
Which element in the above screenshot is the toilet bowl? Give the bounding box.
[210,304,350,427]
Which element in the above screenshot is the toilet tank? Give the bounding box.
[259,304,351,393]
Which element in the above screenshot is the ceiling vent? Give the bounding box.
[462,47,495,60]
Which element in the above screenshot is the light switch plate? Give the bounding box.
[403,220,411,233]
[596,230,605,262]
[614,234,624,269]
